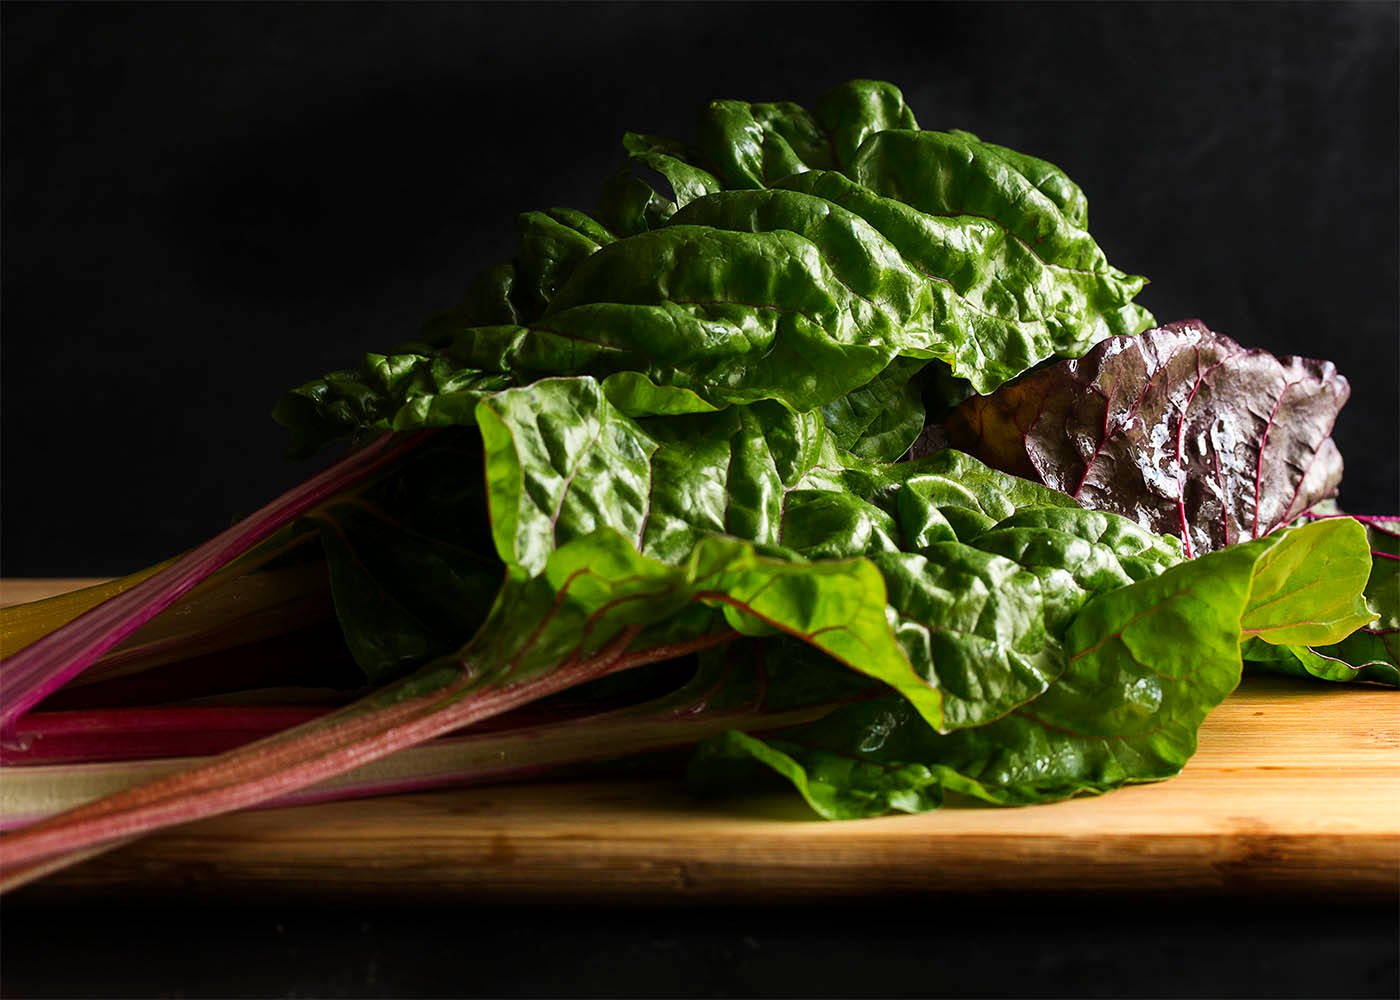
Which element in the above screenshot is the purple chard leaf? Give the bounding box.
[944,320,1349,557]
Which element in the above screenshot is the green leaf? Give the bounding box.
[691,80,917,189]
[694,518,1371,817]
[776,168,1151,388]
[509,209,617,320]
[595,167,675,238]
[621,133,723,209]
[1245,516,1398,686]
[279,81,1152,455]
[600,371,722,418]
[822,358,929,461]
[849,129,1112,276]
[947,130,1090,228]
[815,80,920,171]
[272,354,511,458]
[310,433,503,682]
[1239,516,1376,646]
[695,100,825,190]
[474,377,1195,732]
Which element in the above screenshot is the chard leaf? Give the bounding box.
[694,99,833,190]
[310,434,503,682]
[1238,515,1375,646]
[528,224,905,407]
[419,208,621,340]
[272,354,511,459]
[774,169,1151,384]
[454,260,521,327]
[1245,516,1398,685]
[473,377,1187,732]
[821,357,929,462]
[946,130,1089,228]
[595,167,676,238]
[848,129,1112,276]
[508,208,618,321]
[693,518,1372,817]
[599,371,721,417]
[277,80,1152,456]
[814,80,921,172]
[945,320,1350,557]
[620,133,723,209]
[686,81,916,190]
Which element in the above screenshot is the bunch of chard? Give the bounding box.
[2,81,1392,890]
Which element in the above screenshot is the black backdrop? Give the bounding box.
[3,5,1399,999]
[3,1,1397,576]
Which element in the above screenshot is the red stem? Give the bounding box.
[0,706,330,765]
[0,628,737,889]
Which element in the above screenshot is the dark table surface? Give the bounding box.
[3,895,1397,997]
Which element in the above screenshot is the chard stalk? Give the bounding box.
[0,627,738,890]
[1,706,329,766]
[66,563,334,689]
[0,432,425,728]
[0,655,840,832]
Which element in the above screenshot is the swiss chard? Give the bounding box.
[0,371,1197,880]
[0,79,1387,893]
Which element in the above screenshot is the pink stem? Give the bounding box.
[0,706,330,765]
[0,432,427,728]
[0,628,736,889]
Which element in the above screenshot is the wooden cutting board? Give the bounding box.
[4,579,1397,900]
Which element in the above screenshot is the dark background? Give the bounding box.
[2,1,1397,577]
[3,3,1398,998]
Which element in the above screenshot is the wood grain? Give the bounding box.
[5,580,1398,900]
[1,579,111,606]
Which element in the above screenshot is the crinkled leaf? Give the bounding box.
[946,320,1350,557]
[849,129,1110,275]
[687,81,915,189]
[775,170,1152,386]
[474,376,1189,732]
[946,130,1089,228]
[693,518,1372,817]
[278,80,1151,456]
[272,354,511,458]
[508,208,618,321]
[821,358,929,461]
[599,371,721,417]
[595,167,676,238]
[694,99,831,190]
[424,208,619,336]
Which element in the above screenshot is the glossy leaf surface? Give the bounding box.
[1245,516,1398,685]
[692,518,1373,817]
[475,377,1190,731]
[945,320,1350,557]
[274,80,1151,456]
